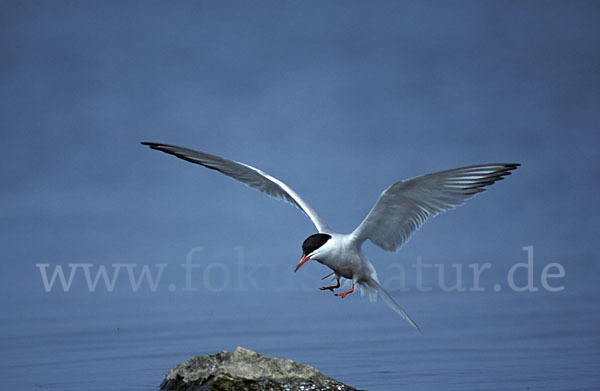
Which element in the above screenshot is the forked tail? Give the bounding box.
[372,280,423,335]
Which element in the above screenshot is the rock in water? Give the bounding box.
[160,346,357,391]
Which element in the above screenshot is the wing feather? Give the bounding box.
[142,142,330,232]
[350,163,519,251]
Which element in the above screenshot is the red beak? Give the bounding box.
[295,255,310,272]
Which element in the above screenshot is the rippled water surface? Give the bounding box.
[4,285,599,390]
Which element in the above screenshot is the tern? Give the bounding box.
[142,142,519,334]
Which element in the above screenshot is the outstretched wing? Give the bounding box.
[350,163,519,252]
[142,142,330,232]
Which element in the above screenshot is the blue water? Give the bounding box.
[2,1,599,390]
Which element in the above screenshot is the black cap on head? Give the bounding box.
[302,233,331,256]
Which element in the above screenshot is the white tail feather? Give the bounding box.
[370,279,423,335]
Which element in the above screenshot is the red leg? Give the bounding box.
[319,279,340,292]
[335,284,354,298]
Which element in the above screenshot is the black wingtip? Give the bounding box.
[500,163,521,176]
[504,163,521,171]
[141,141,159,148]
[141,141,170,152]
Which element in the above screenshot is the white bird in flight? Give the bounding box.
[142,142,519,334]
